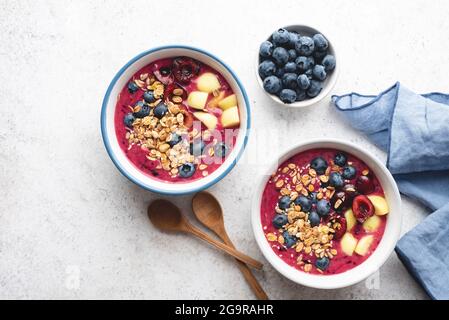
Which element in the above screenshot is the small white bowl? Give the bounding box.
[256,25,339,108]
[101,45,251,195]
[251,139,401,289]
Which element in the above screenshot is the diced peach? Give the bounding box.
[367,195,389,216]
[193,112,218,130]
[218,94,237,110]
[221,106,240,128]
[187,91,208,110]
[340,233,358,256]
[355,235,374,256]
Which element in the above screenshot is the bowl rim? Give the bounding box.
[255,24,340,108]
[100,45,251,195]
[251,138,402,289]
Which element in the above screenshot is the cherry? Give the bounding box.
[356,175,375,194]
[173,57,201,83]
[352,195,374,223]
[331,191,347,212]
[333,216,347,240]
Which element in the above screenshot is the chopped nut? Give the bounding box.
[267,233,277,242]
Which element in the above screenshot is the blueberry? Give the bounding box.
[288,31,300,48]
[296,36,315,56]
[287,49,297,62]
[214,142,230,158]
[168,133,183,147]
[322,54,336,71]
[160,66,171,76]
[272,47,289,66]
[153,102,168,119]
[307,80,322,98]
[334,153,347,167]
[297,74,310,90]
[275,67,285,78]
[263,76,282,94]
[315,257,330,271]
[310,157,328,174]
[272,28,290,45]
[272,214,288,229]
[308,192,318,204]
[312,65,327,81]
[282,73,298,89]
[294,196,312,212]
[127,81,139,94]
[143,91,156,103]
[295,56,315,73]
[295,89,307,101]
[283,231,297,248]
[308,211,321,227]
[284,61,297,73]
[312,34,329,52]
[278,195,292,210]
[313,50,327,63]
[279,89,296,103]
[123,113,135,128]
[133,102,150,118]
[259,41,274,58]
[190,139,205,157]
[316,199,331,217]
[258,60,277,79]
[179,163,196,178]
[329,172,344,188]
[342,166,357,180]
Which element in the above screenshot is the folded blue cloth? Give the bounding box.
[332,82,449,300]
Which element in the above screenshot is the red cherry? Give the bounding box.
[356,175,374,194]
[333,216,347,240]
[352,195,375,223]
[173,57,201,84]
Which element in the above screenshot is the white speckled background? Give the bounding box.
[1,0,447,299]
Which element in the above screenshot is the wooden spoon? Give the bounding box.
[192,192,269,300]
[148,199,263,270]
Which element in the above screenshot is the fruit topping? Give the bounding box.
[315,257,330,271]
[279,89,296,103]
[308,210,320,227]
[282,73,298,89]
[259,41,274,58]
[153,102,168,119]
[342,184,358,202]
[263,76,282,94]
[344,209,357,231]
[214,142,230,158]
[331,191,347,212]
[334,152,347,167]
[297,74,310,90]
[287,32,300,49]
[187,91,208,110]
[308,192,318,204]
[341,233,358,256]
[272,47,289,65]
[287,49,297,62]
[322,55,336,71]
[310,157,328,175]
[316,199,331,217]
[168,133,183,147]
[133,102,150,118]
[283,231,297,248]
[193,112,218,130]
[173,57,200,83]
[159,66,171,76]
[284,61,297,73]
[356,175,375,194]
[295,56,314,73]
[294,196,312,212]
[342,165,357,179]
[355,235,374,256]
[367,195,389,216]
[143,91,156,103]
[278,195,292,210]
[190,139,205,157]
[329,172,344,188]
[307,80,322,98]
[333,216,347,240]
[258,60,277,79]
[272,214,288,229]
[352,195,375,223]
[179,163,196,178]
[221,106,240,128]
[272,28,290,45]
[197,73,221,93]
[312,34,329,52]
[218,94,237,110]
[127,81,139,93]
[296,36,315,56]
[124,113,135,128]
[312,64,327,81]
[363,215,381,232]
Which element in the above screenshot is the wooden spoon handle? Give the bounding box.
[219,231,269,300]
[187,226,263,270]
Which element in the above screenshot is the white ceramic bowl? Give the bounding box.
[101,45,251,195]
[251,139,401,289]
[256,25,339,108]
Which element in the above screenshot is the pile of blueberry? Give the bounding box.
[258,28,336,104]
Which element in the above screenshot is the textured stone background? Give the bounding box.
[1,0,447,299]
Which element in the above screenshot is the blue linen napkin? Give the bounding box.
[332,82,449,300]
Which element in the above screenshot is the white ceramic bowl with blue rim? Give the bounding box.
[251,139,402,289]
[101,45,251,195]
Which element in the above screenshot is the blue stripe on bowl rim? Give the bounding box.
[100,45,251,195]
